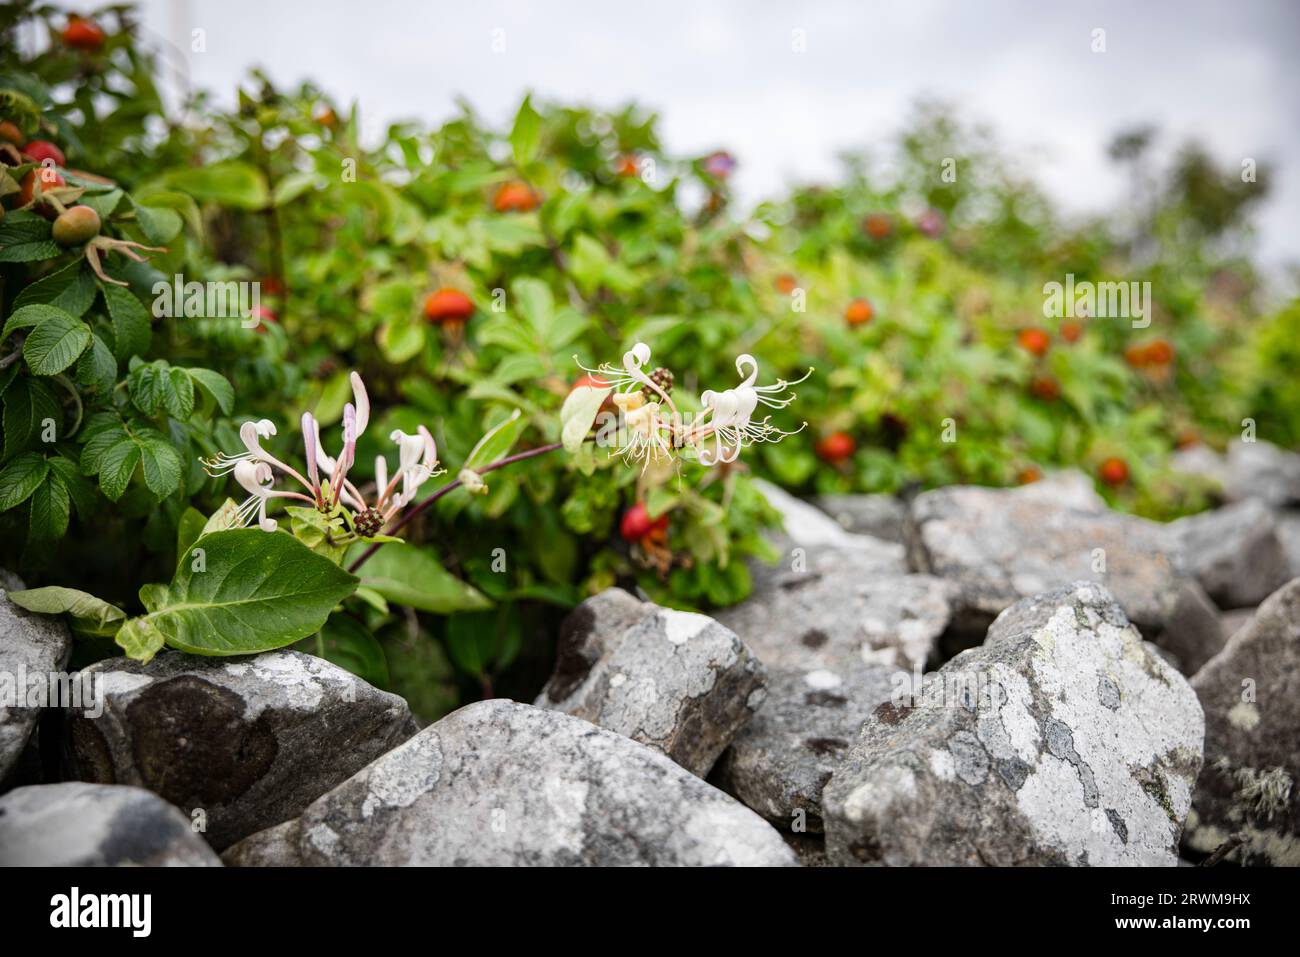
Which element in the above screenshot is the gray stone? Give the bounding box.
[221,819,305,867]
[714,662,897,831]
[815,494,908,543]
[535,589,766,777]
[717,550,950,674]
[1277,512,1300,578]
[906,482,1208,637]
[1226,441,1300,507]
[822,582,1205,866]
[1184,578,1300,865]
[62,650,413,849]
[1154,582,1225,675]
[0,570,72,785]
[753,479,908,568]
[1218,608,1256,642]
[1012,469,1109,512]
[783,832,830,867]
[1168,499,1291,608]
[285,700,797,866]
[0,782,221,866]
[1170,445,1230,491]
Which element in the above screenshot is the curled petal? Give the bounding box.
[301,412,320,492]
[350,372,370,436]
[375,454,389,496]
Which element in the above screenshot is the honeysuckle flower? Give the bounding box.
[573,342,808,471]
[202,371,441,539]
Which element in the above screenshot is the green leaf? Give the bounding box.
[162,161,269,210]
[79,188,124,220]
[0,212,58,262]
[119,529,358,661]
[6,586,126,637]
[509,94,542,167]
[22,310,92,375]
[185,367,233,414]
[3,303,70,342]
[114,617,165,662]
[271,171,320,207]
[12,260,97,317]
[201,499,241,535]
[560,384,612,453]
[97,438,140,501]
[28,471,70,539]
[0,453,48,511]
[313,615,389,688]
[2,376,61,459]
[464,409,525,470]
[132,203,182,244]
[176,506,207,559]
[102,283,152,361]
[138,436,182,498]
[163,366,195,419]
[74,333,117,395]
[354,542,492,613]
[46,456,94,518]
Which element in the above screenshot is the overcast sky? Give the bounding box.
[119,0,1300,278]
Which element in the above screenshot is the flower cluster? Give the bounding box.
[576,342,809,470]
[202,372,443,537]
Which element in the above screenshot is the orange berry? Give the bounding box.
[1060,320,1082,343]
[1017,328,1051,357]
[1018,466,1043,485]
[815,431,856,464]
[844,298,874,326]
[1099,457,1130,486]
[1029,375,1061,401]
[61,15,106,52]
[492,180,539,213]
[774,273,798,295]
[422,288,475,324]
[862,213,892,239]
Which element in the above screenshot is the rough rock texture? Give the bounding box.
[906,482,1210,639]
[1218,608,1256,642]
[535,589,766,777]
[0,570,72,785]
[1226,441,1300,507]
[814,494,908,543]
[717,549,950,674]
[783,832,830,867]
[62,650,413,849]
[1184,578,1300,865]
[259,700,797,866]
[221,819,305,867]
[1169,445,1231,490]
[714,663,897,831]
[1157,582,1225,675]
[822,582,1205,866]
[0,782,221,866]
[754,478,908,566]
[1012,470,1109,512]
[1168,499,1291,609]
[1277,512,1300,578]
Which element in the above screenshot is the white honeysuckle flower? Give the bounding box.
[383,426,443,511]
[696,354,808,465]
[232,460,284,532]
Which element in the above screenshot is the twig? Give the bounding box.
[1200,832,1247,867]
[347,441,563,573]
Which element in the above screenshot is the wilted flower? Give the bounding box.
[202,371,443,537]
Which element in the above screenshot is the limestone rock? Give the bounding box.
[814,494,908,543]
[287,700,797,866]
[822,582,1205,866]
[1168,499,1291,609]
[0,782,221,866]
[1226,441,1300,507]
[906,482,1205,636]
[1184,578,1300,865]
[0,570,72,784]
[714,662,897,831]
[536,589,766,777]
[63,650,413,849]
[221,819,305,867]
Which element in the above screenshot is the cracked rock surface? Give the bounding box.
[822,582,1205,866]
[716,550,951,674]
[0,570,72,785]
[1184,577,1300,865]
[714,662,897,831]
[62,650,413,849]
[906,482,1208,638]
[234,699,797,866]
[535,588,766,777]
[0,782,221,866]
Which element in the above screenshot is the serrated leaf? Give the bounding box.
[184,367,233,414]
[47,455,94,518]
[132,203,182,244]
[163,365,194,419]
[2,376,61,460]
[102,282,152,361]
[120,529,358,660]
[12,260,97,316]
[28,471,70,539]
[6,586,126,637]
[98,438,140,501]
[0,453,48,511]
[75,333,117,395]
[22,310,92,374]
[138,436,182,498]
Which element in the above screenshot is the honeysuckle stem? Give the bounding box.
[347,441,564,574]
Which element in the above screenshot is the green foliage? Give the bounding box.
[1,1,1294,722]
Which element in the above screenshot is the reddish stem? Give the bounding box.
[347,441,563,574]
